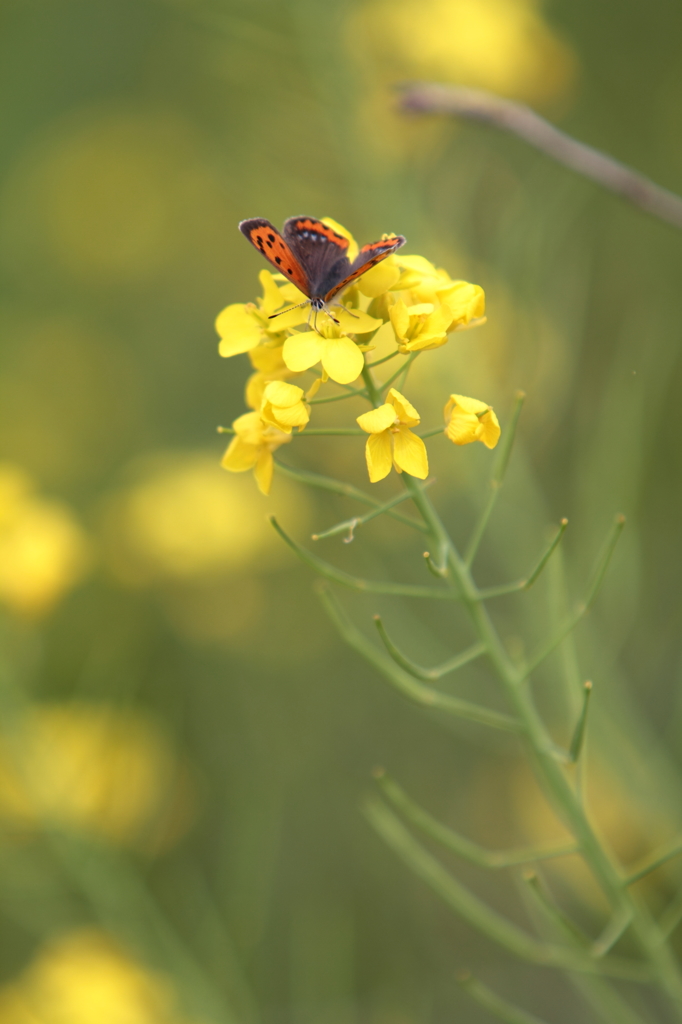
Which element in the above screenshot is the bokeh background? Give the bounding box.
[1,0,682,1021]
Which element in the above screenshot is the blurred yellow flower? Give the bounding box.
[282,308,382,385]
[357,388,428,482]
[0,463,90,617]
[444,394,501,449]
[0,929,195,1024]
[259,381,310,433]
[222,412,290,495]
[0,704,193,850]
[350,0,576,105]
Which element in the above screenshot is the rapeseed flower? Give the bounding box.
[0,929,195,1024]
[260,381,310,433]
[216,269,309,358]
[245,342,295,409]
[444,394,500,448]
[221,411,290,495]
[0,464,90,617]
[282,308,382,384]
[357,388,428,482]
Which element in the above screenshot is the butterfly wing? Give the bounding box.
[282,217,352,300]
[323,235,406,302]
[239,218,310,297]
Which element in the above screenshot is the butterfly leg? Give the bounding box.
[332,302,359,320]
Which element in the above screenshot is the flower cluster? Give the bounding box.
[218,218,499,493]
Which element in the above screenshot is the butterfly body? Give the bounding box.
[239,216,405,327]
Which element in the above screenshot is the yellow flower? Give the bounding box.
[444,394,501,448]
[260,380,310,433]
[282,308,382,384]
[0,703,192,850]
[216,269,309,358]
[0,464,90,617]
[221,411,291,495]
[389,297,457,352]
[0,929,196,1024]
[389,257,486,351]
[245,343,296,409]
[357,388,428,482]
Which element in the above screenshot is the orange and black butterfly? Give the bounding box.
[239,216,405,329]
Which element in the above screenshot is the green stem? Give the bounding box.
[274,461,427,532]
[308,387,367,404]
[376,771,578,868]
[400,473,682,1014]
[374,617,485,681]
[457,973,550,1024]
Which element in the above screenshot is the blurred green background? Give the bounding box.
[1,0,682,1021]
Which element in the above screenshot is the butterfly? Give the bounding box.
[239,216,405,330]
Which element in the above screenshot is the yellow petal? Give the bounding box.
[322,217,358,262]
[254,450,274,495]
[365,431,393,482]
[320,336,364,384]
[447,394,490,416]
[400,331,448,352]
[216,304,262,357]
[445,410,481,445]
[479,409,501,449]
[305,377,323,400]
[262,380,305,407]
[393,426,429,479]
[387,388,420,427]
[258,270,287,316]
[395,254,437,275]
[405,302,435,317]
[441,282,486,327]
[389,298,410,341]
[334,308,384,334]
[248,344,286,373]
[232,411,264,444]
[278,282,308,304]
[221,436,258,472]
[356,259,401,297]
[261,400,309,432]
[282,332,323,372]
[245,372,266,410]
[357,403,397,434]
[267,302,310,332]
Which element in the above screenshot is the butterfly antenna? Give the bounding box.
[268,300,310,320]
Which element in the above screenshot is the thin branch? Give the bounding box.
[308,386,367,405]
[380,352,419,393]
[569,681,593,764]
[271,517,459,600]
[376,771,579,868]
[364,797,651,982]
[474,519,569,600]
[592,908,633,958]
[457,972,550,1024]
[522,516,625,679]
[398,84,682,231]
[626,840,682,887]
[374,616,485,681]
[313,483,434,542]
[274,461,427,532]
[320,588,521,731]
